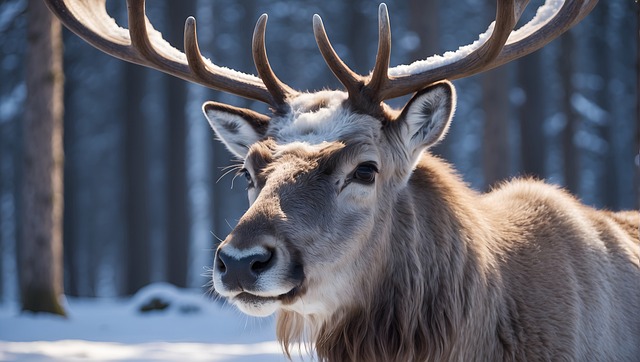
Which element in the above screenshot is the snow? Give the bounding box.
[0,283,308,361]
[388,0,564,77]
[509,0,564,41]
[64,0,263,85]
[388,22,495,77]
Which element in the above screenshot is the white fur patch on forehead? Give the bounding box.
[268,91,380,145]
[273,141,338,156]
[289,90,347,112]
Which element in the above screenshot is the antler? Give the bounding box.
[314,0,598,108]
[43,0,296,110]
[46,0,597,114]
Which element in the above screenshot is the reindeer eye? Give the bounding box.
[239,168,254,189]
[352,163,378,184]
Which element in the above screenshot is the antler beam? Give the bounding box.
[44,0,293,109]
[313,0,598,107]
[46,0,598,113]
[383,0,597,100]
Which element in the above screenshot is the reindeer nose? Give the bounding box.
[215,247,275,290]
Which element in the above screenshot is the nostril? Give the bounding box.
[250,249,274,273]
[250,259,268,273]
[215,253,226,273]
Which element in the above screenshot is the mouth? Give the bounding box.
[234,285,302,306]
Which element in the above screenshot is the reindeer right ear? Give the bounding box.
[202,102,270,158]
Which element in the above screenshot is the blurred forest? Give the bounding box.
[0,0,638,300]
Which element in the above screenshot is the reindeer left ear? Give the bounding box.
[203,102,270,158]
[397,81,456,156]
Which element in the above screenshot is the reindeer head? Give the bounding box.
[45,0,597,317]
[207,79,456,317]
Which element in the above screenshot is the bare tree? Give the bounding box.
[208,0,254,256]
[0,122,3,301]
[20,0,66,315]
[481,0,511,189]
[165,0,195,288]
[592,4,617,209]
[61,34,78,295]
[408,0,456,162]
[560,31,580,194]
[517,51,546,179]
[637,1,640,210]
[408,0,439,58]
[345,0,370,75]
[481,65,511,189]
[123,62,151,295]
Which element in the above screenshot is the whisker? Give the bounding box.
[210,230,225,243]
[216,164,243,184]
[219,162,243,172]
[230,171,244,190]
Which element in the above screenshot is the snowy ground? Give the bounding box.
[0,283,310,361]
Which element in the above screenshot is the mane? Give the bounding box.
[276,154,508,361]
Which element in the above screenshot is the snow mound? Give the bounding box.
[129,282,209,315]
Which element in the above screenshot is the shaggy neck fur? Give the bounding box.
[276,154,509,361]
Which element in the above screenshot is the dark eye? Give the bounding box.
[238,168,254,188]
[352,163,378,184]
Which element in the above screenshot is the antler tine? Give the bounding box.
[126,0,157,63]
[126,0,189,75]
[43,0,286,107]
[381,0,598,101]
[313,14,364,98]
[252,15,298,110]
[366,3,392,102]
[183,17,273,104]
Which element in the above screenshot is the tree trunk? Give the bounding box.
[123,63,150,295]
[0,119,3,301]
[481,0,511,190]
[208,0,251,255]
[60,31,78,297]
[593,4,617,209]
[164,0,194,288]
[61,112,77,297]
[560,32,580,194]
[481,65,511,190]
[409,0,453,161]
[408,0,439,59]
[636,2,640,210]
[20,0,66,315]
[517,51,546,179]
[345,0,370,75]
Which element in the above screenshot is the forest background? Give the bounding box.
[0,0,637,303]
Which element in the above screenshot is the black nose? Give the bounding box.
[215,247,275,290]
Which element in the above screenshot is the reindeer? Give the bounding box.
[46,0,639,360]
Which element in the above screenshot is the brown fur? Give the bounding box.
[206,84,639,360]
[277,154,640,361]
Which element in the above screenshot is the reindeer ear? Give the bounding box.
[202,102,270,158]
[397,81,456,157]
